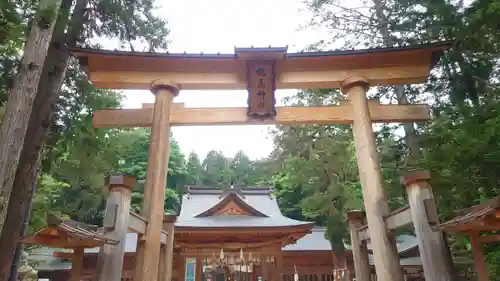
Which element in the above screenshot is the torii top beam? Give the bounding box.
[71,41,451,90]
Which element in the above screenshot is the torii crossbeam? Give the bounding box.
[71,41,451,281]
[93,102,430,128]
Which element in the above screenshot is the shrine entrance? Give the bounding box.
[69,41,452,281]
[190,250,283,281]
[204,261,252,281]
[173,187,313,281]
[210,265,227,281]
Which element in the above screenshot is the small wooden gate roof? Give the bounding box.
[432,197,500,233]
[21,214,118,248]
[432,197,500,281]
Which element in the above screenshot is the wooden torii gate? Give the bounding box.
[71,41,450,281]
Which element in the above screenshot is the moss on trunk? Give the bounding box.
[37,0,60,28]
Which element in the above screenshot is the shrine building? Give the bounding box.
[30,186,429,281]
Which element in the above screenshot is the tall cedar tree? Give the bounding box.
[0,0,62,233]
[0,0,169,279]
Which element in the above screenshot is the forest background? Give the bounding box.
[1,0,500,279]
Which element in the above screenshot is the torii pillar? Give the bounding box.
[341,77,403,281]
[134,81,179,281]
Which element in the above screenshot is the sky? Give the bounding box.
[121,0,325,160]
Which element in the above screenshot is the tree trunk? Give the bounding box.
[0,0,62,234]
[0,0,88,279]
[395,91,421,166]
[442,232,459,281]
[332,250,347,281]
[7,183,35,281]
[371,0,421,167]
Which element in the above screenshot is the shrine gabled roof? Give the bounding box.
[194,189,268,217]
[175,186,314,229]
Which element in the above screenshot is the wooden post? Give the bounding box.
[158,214,177,281]
[166,215,177,281]
[401,171,453,281]
[159,244,168,281]
[262,260,269,281]
[196,257,203,281]
[341,76,403,281]
[180,256,186,281]
[70,247,84,281]
[252,264,256,281]
[387,231,405,279]
[137,81,179,281]
[133,235,146,281]
[469,232,489,281]
[96,175,136,281]
[276,253,283,281]
[346,211,370,281]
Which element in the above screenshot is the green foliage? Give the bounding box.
[485,244,500,280]
[85,0,170,51]
[230,150,269,186]
[18,61,126,227]
[185,150,271,187]
[37,0,60,27]
[30,124,189,228]
[168,138,188,190]
[116,128,151,179]
[202,150,233,186]
[117,128,187,214]
[421,100,500,218]
[0,0,33,105]
[30,175,69,232]
[269,89,365,255]
[186,152,203,185]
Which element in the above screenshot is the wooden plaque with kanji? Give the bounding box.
[246,61,276,118]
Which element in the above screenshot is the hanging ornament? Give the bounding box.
[240,248,244,262]
[220,248,224,260]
